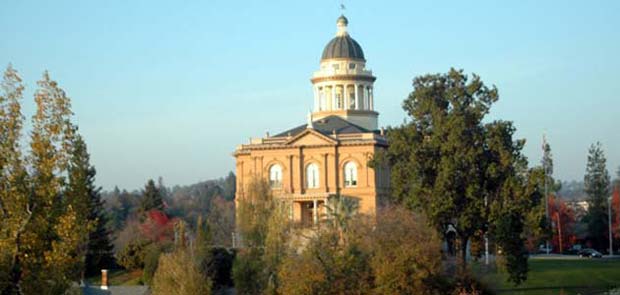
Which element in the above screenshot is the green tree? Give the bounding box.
[262,200,291,294]
[584,142,611,251]
[195,216,213,264]
[222,172,236,201]
[323,195,359,245]
[232,178,291,295]
[66,135,114,277]
[376,69,538,283]
[232,179,273,294]
[141,179,164,213]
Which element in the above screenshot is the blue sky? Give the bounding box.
[1,0,618,190]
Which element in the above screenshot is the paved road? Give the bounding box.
[530,254,620,260]
[80,282,149,295]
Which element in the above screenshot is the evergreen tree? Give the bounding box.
[195,216,213,264]
[584,142,611,251]
[223,172,236,201]
[141,179,164,213]
[66,135,114,276]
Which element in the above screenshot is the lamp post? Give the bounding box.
[609,196,613,256]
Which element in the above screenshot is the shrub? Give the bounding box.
[116,240,150,270]
[152,249,211,295]
[142,244,162,285]
[202,247,235,289]
[367,206,444,294]
[277,229,372,295]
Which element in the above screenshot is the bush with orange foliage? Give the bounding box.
[548,195,577,252]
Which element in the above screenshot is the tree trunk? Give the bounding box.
[6,233,22,295]
[458,236,469,275]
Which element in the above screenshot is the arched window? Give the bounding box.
[344,162,358,187]
[269,164,282,188]
[306,163,319,189]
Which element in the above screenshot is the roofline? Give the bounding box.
[311,75,376,83]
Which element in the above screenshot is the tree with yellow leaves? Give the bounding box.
[0,66,97,294]
[0,65,30,294]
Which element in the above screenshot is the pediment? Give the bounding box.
[285,129,337,146]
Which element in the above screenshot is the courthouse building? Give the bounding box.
[234,15,389,225]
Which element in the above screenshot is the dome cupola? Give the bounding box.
[321,15,365,61]
[310,15,379,131]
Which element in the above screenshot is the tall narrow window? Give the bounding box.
[348,86,355,109]
[335,93,342,109]
[344,162,358,187]
[269,164,282,188]
[319,88,325,111]
[306,163,319,189]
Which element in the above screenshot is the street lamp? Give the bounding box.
[609,196,614,256]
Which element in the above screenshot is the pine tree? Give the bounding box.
[584,142,611,251]
[66,135,114,277]
[141,179,164,213]
[195,215,213,263]
[223,172,236,201]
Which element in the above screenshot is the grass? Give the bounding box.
[85,269,144,286]
[476,258,620,295]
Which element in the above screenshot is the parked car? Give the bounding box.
[538,245,553,254]
[578,249,603,258]
[563,245,583,255]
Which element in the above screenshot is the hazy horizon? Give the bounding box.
[2,1,618,191]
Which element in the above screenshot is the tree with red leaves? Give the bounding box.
[140,209,178,243]
[612,185,620,240]
[548,195,577,253]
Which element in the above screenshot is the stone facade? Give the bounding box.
[233,15,389,225]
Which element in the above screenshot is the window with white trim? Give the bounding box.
[269,164,282,188]
[306,163,319,189]
[344,162,358,187]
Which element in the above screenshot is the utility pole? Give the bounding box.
[543,135,550,255]
[609,196,613,256]
[484,196,489,265]
[556,212,563,253]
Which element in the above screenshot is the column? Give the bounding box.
[331,85,336,110]
[323,153,329,193]
[313,199,318,225]
[364,87,369,110]
[313,87,319,111]
[369,87,373,111]
[354,84,359,110]
[343,85,348,110]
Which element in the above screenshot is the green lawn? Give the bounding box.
[476,258,620,295]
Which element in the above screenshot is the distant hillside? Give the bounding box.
[558,180,586,201]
